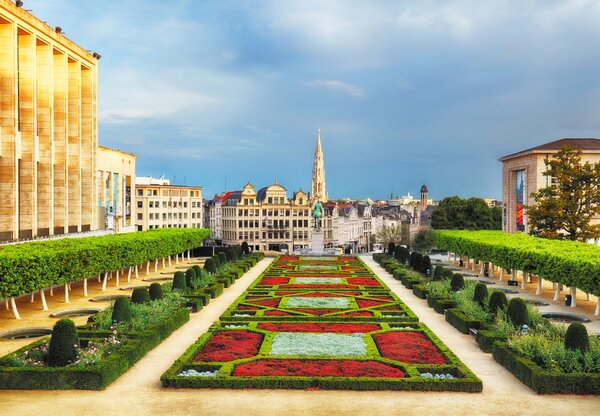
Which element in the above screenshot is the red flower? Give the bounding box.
[259,277,289,285]
[373,332,447,364]
[264,310,292,316]
[347,278,381,286]
[247,298,281,308]
[257,322,381,333]
[356,299,388,308]
[232,359,405,378]
[193,330,262,362]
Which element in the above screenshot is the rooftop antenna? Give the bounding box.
[183,176,186,186]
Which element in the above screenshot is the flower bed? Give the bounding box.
[162,256,481,391]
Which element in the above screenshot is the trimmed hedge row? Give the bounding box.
[0,228,210,297]
[433,230,600,296]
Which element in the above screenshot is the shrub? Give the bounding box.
[387,242,396,255]
[172,272,187,291]
[233,245,242,260]
[226,249,235,262]
[433,265,444,281]
[420,255,432,274]
[204,258,216,274]
[443,268,454,279]
[212,254,221,269]
[241,241,250,255]
[413,253,423,271]
[47,319,79,367]
[149,283,163,300]
[131,287,151,304]
[564,323,589,352]
[218,252,227,265]
[111,297,132,323]
[473,283,488,306]
[450,273,464,292]
[507,298,529,327]
[185,268,196,287]
[488,291,508,317]
[192,265,202,277]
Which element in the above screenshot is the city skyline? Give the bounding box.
[23,0,600,200]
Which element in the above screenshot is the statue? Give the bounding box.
[312,201,323,230]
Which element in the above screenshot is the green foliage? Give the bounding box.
[149,283,163,300]
[387,242,396,255]
[488,290,508,317]
[450,273,464,292]
[241,241,250,255]
[192,265,202,278]
[111,297,132,323]
[48,319,79,367]
[565,323,589,352]
[212,254,221,269]
[473,283,488,306]
[412,230,434,254]
[507,298,529,327]
[527,146,600,242]
[433,265,445,280]
[0,228,209,298]
[131,287,150,304]
[432,229,600,296]
[233,245,242,260]
[431,196,500,230]
[185,268,196,287]
[172,272,187,291]
[443,268,454,279]
[218,252,227,265]
[420,255,432,274]
[204,258,216,274]
[226,249,235,262]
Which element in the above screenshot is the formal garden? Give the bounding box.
[0,231,264,390]
[374,234,600,395]
[161,256,482,391]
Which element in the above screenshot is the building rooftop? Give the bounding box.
[499,138,600,161]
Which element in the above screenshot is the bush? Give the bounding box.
[387,242,396,255]
[218,252,227,265]
[241,241,250,255]
[131,287,150,304]
[212,254,221,269]
[450,273,464,292]
[192,265,202,278]
[204,258,216,274]
[149,283,163,300]
[420,255,432,274]
[473,283,488,306]
[443,268,454,279]
[185,268,196,287]
[47,319,79,367]
[172,272,187,291]
[433,265,444,280]
[233,245,242,260]
[112,297,132,323]
[507,298,529,327]
[226,249,235,262]
[488,291,508,317]
[565,323,589,352]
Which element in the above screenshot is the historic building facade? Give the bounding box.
[135,176,203,231]
[0,0,101,241]
[499,138,600,234]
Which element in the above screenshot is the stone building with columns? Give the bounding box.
[0,0,101,241]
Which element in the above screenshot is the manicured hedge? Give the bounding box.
[433,230,600,296]
[0,228,210,297]
[445,308,482,334]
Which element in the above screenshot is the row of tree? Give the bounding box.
[431,196,501,230]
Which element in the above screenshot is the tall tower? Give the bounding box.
[311,129,328,203]
[420,184,429,210]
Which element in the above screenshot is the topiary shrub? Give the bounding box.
[212,254,221,269]
[185,268,196,287]
[420,255,432,274]
[226,249,235,262]
[488,291,508,317]
[507,298,529,327]
[218,252,227,265]
[204,257,216,274]
[241,241,250,255]
[131,287,151,304]
[233,245,241,260]
[47,319,79,367]
[387,242,396,255]
[112,297,132,323]
[433,265,444,281]
[172,271,187,291]
[473,283,488,306]
[149,283,163,300]
[564,323,589,352]
[450,273,464,292]
[192,265,202,277]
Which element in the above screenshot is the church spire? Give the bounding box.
[311,128,327,203]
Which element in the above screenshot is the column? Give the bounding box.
[67,58,81,233]
[80,65,93,231]
[52,50,67,235]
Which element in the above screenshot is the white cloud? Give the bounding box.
[304,80,364,97]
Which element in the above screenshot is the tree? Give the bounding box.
[374,223,405,248]
[431,196,500,230]
[412,229,433,254]
[527,146,600,242]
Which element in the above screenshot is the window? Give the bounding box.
[137,189,143,196]
[268,197,273,204]
[137,201,143,208]
[137,213,143,220]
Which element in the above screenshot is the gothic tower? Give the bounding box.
[420,184,429,210]
[311,129,328,203]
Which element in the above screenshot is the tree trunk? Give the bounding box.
[127,267,132,282]
[535,276,542,295]
[30,292,35,303]
[64,283,69,304]
[40,288,48,311]
[83,278,88,297]
[521,272,527,290]
[135,265,139,278]
[10,297,20,320]
[499,268,504,282]
[162,258,165,269]
[102,272,108,291]
[116,270,120,287]
[570,287,576,307]
[146,261,150,274]
[154,259,158,272]
[553,284,561,301]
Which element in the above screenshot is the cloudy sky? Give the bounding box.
[26,0,600,200]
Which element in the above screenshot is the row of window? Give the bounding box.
[138,189,201,197]
[137,200,202,209]
[138,212,202,220]
[144,223,203,230]
[236,209,311,217]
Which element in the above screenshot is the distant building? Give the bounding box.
[311,129,328,203]
[499,138,600,234]
[135,176,203,231]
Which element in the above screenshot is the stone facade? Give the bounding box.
[0,0,99,241]
[135,176,203,231]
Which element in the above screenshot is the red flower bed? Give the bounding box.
[337,311,373,317]
[347,278,380,286]
[257,322,381,333]
[356,299,388,308]
[193,331,263,362]
[259,277,289,285]
[264,310,292,316]
[237,305,259,310]
[232,359,405,378]
[281,284,357,289]
[248,298,281,308]
[373,332,447,364]
[294,308,344,315]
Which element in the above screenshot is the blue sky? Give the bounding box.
[26,0,600,200]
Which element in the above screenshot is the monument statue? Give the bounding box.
[312,201,323,230]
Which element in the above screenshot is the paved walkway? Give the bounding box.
[1,255,599,416]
